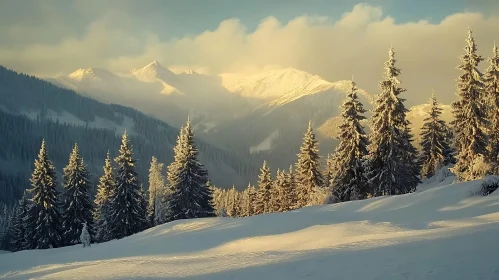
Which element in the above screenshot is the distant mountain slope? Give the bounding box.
[43,62,453,174]
[208,80,373,169]
[0,66,259,205]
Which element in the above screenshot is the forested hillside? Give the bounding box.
[0,66,259,206]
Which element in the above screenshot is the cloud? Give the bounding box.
[1,4,499,105]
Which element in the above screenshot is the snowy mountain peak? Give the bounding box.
[408,102,453,117]
[131,60,178,84]
[186,69,199,75]
[67,68,116,81]
[220,67,329,99]
[146,60,163,69]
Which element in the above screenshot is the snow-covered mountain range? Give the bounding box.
[46,61,453,169]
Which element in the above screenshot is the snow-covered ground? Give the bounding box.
[1,175,499,279]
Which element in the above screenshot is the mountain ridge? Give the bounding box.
[0,65,259,205]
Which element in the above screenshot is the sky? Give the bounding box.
[0,0,498,105]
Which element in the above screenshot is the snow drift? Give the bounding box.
[1,176,499,280]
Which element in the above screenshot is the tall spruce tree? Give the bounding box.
[331,80,369,201]
[27,139,63,249]
[451,28,489,181]
[93,151,115,243]
[10,192,28,251]
[166,119,215,221]
[295,122,324,207]
[254,161,273,214]
[484,42,499,174]
[61,143,94,245]
[366,48,415,196]
[108,131,147,239]
[147,156,165,226]
[419,93,453,178]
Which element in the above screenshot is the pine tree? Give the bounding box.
[270,169,283,212]
[10,192,28,251]
[93,151,115,243]
[22,200,37,250]
[295,122,324,207]
[274,169,292,212]
[484,42,499,174]
[286,165,298,209]
[27,139,63,249]
[399,127,422,192]
[366,48,415,196]
[451,29,489,181]
[254,161,273,214]
[166,119,215,221]
[0,204,13,251]
[331,80,369,201]
[147,156,165,226]
[323,153,337,189]
[420,93,453,178]
[139,184,149,230]
[226,186,237,217]
[80,222,91,248]
[243,184,256,217]
[108,131,147,239]
[61,143,94,245]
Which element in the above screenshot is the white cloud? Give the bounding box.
[1,4,498,105]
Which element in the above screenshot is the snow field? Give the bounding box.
[1,177,499,279]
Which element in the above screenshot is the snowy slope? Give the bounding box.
[2,176,499,280]
[220,67,317,100]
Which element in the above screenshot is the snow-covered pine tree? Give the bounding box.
[254,161,273,214]
[243,183,256,217]
[22,200,37,250]
[108,131,147,239]
[295,122,324,207]
[226,186,237,217]
[419,93,453,178]
[271,169,284,212]
[331,80,369,202]
[27,139,63,249]
[10,192,28,251]
[147,156,165,226]
[274,169,292,212]
[80,222,91,248]
[61,143,94,246]
[234,190,243,217]
[323,153,337,189]
[286,165,298,210]
[399,126,422,193]
[366,48,415,196]
[166,119,215,220]
[484,42,499,174]
[139,184,149,230]
[93,151,115,243]
[451,29,489,181]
